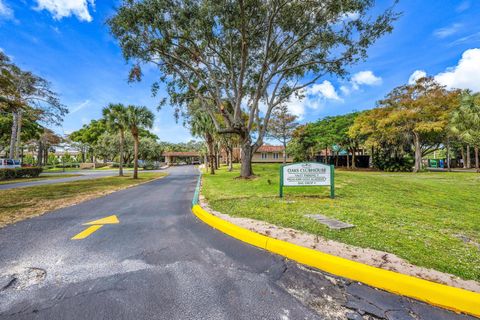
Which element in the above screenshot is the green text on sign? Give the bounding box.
[279,162,334,199]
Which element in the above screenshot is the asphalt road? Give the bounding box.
[0,166,475,319]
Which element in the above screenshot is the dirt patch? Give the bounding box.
[199,196,480,294]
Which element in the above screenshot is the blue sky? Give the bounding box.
[1,0,480,143]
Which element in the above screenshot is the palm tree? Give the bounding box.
[103,103,128,176]
[189,110,216,174]
[125,105,155,179]
[451,91,480,172]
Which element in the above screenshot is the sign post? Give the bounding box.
[279,162,334,199]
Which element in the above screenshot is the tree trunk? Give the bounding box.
[325,147,328,164]
[240,137,254,178]
[466,145,471,169]
[461,146,466,168]
[209,154,215,174]
[413,132,422,172]
[119,130,125,176]
[351,147,356,169]
[446,138,451,172]
[205,133,215,175]
[227,147,233,172]
[44,148,49,166]
[37,141,43,166]
[282,139,287,164]
[9,111,18,158]
[133,135,139,179]
[346,149,350,169]
[370,146,374,168]
[475,146,479,173]
[15,110,23,160]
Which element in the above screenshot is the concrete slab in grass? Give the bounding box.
[305,214,355,230]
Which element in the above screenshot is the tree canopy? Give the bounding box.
[108,0,398,177]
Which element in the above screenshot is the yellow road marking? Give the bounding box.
[83,215,119,225]
[71,225,103,240]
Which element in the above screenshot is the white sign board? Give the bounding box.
[282,162,331,186]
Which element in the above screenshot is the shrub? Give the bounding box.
[0,167,43,180]
[373,152,413,172]
[143,160,159,170]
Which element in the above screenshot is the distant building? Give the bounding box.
[163,151,201,165]
[252,145,293,163]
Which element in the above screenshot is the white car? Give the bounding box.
[0,159,21,169]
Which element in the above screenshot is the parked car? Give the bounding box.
[0,159,21,169]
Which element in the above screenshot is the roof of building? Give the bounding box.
[162,151,200,157]
[257,145,284,152]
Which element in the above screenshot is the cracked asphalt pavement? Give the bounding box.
[0,166,476,319]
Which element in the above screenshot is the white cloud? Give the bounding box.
[284,80,343,119]
[351,70,382,89]
[285,95,306,118]
[340,85,350,95]
[308,80,342,101]
[340,11,360,22]
[152,125,161,135]
[450,32,480,46]
[434,23,463,38]
[456,1,470,12]
[0,0,13,20]
[70,99,90,113]
[408,70,427,84]
[35,0,95,22]
[434,48,480,91]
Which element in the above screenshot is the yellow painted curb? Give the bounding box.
[192,204,480,318]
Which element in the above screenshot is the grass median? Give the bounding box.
[0,172,167,228]
[0,174,83,185]
[202,164,480,281]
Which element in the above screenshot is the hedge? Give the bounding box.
[0,167,43,180]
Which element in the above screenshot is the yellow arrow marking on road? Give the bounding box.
[83,215,119,225]
[71,215,120,240]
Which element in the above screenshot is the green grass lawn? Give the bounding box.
[202,164,480,281]
[0,172,166,227]
[0,174,83,185]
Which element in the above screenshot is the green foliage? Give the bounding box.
[108,0,398,177]
[267,105,298,145]
[372,150,413,172]
[450,91,480,147]
[23,154,35,165]
[0,167,43,180]
[0,113,43,151]
[61,152,73,163]
[289,112,359,161]
[103,103,128,134]
[69,119,107,146]
[47,153,58,166]
[159,140,203,152]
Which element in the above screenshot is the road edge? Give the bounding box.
[191,174,480,318]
